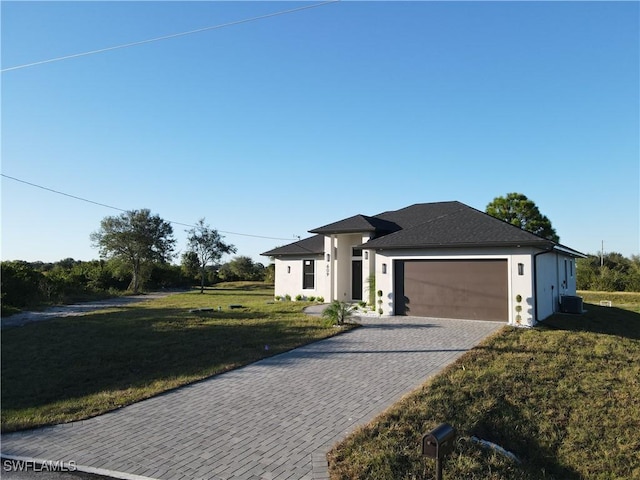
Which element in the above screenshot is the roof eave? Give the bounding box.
[363,240,554,250]
[308,227,377,235]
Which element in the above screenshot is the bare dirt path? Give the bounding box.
[1,291,184,329]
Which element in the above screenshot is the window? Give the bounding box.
[303,260,315,289]
[352,248,362,257]
[570,260,574,277]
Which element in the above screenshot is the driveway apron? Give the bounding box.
[1,316,503,480]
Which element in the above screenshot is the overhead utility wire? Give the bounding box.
[1,0,340,73]
[0,173,294,241]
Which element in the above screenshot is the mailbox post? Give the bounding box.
[421,423,456,480]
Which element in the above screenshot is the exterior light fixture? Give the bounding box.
[518,263,524,276]
[326,253,330,262]
[364,251,369,260]
[382,263,387,274]
[287,266,291,274]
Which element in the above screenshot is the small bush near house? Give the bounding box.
[284,294,292,301]
[295,294,304,301]
[322,301,356,326]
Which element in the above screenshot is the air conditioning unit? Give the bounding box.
[560,295,583,314]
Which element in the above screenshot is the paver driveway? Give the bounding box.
[1,315,503,480]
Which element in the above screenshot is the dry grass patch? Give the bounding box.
[328,297,640,480]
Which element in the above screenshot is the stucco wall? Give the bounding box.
[374,247,539,324]
[535,251,577,321]
[273,243,578,324]
[273,256,326,300]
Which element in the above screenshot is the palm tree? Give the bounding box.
[321,301,356,326]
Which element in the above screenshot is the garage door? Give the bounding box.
[394,259,508,321]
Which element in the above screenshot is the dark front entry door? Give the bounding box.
[352,260,363,301]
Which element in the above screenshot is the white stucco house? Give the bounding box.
[262,201,585,326]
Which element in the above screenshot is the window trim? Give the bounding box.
[302,259,315,289]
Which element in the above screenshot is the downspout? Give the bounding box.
[533,247,555,324]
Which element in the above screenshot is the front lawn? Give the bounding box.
[328,298,640,479]
[1,282,347,432]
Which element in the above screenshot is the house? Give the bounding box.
[262,201,585,326]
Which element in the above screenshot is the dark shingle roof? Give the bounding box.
[261,235,324,257]
[363,202,554,249]
[261,201,581,257]
[309,215,399,235]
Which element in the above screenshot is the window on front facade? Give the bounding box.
[303,260,315,289]
[352,248,362,257]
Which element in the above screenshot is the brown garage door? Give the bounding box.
[394,259,508,321]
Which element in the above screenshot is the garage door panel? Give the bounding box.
[398,260,508,322]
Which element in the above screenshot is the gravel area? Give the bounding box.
[1,291,183,329]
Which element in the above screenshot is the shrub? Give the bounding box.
[317,296,324,303]
[284,294,291,301]
[308,296,316,302]
[295,294,303,301]
[322,300,356,326]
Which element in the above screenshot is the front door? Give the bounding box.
[352,260,363,301]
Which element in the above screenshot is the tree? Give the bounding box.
[90,209,176,293]
[218,256,265,282]
[486,193,559,242]
[185,219,236,293]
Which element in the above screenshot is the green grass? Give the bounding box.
[1,282,348,433]
[328,295,640,480]
[579,290,640,313]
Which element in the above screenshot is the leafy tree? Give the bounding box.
[218,256,265,282]
[1,261,45,309]
[486,193,559,242]
[264,263,275,284]
[185,218,236,293]
[90,209,176,293]
[577,252,640,292]
[181,251,201,281]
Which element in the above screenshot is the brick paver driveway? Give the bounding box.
[1,315,503,480]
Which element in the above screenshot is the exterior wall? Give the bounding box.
[510,253,535,326]
[273,255,328,300]
[272,241,578,324]
[534,251,578,321]
[326,233,368,302]
[374,247,538,325]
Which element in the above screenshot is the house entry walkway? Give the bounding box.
[1,315,503,480]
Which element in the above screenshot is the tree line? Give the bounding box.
[577,252,640,292]
[2,209,272,315]
[1,256,271,315]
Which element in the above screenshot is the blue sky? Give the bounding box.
[2,1,638,265]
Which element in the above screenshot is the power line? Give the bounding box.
[1,0,340,73]
[1,173,295,241]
